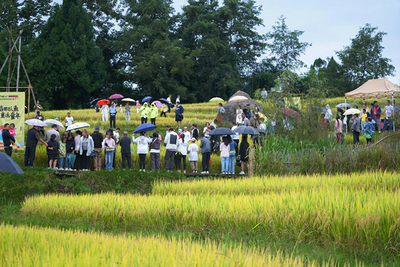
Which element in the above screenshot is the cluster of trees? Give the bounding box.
[0,0,396,109]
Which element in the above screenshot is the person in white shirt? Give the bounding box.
[176,134,188,173]
[382,100,393,132]
[113,128,120,144]
[183,126,191,141]
[101,105,109,122]
[230,122,239,154]
[65,112,74,127]
[261,88,268,102]
[164,128,178,171]
[324,104,332,124]
[187,138,199,173]
[102,132,116,171]
[132,132,151,171]
[166,95,172,113]
[236,105,243,125]
[175,95,180,104]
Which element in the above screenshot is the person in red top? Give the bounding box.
[371,101,381,132]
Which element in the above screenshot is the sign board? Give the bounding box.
[0,92,25,150]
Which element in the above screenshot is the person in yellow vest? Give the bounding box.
[140,102,150,124]
[150,103,159,125]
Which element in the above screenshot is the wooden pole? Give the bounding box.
[28,84,31,118]
[6,27,12,92]
[16,30,23,92]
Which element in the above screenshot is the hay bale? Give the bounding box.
[218,91,263,124]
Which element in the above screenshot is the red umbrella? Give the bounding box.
[109,94,124,99]
[97,99,110,106]
[283,108,300,118]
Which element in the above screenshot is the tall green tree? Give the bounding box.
[30,0,106,109]
[118,0,194,100]
[336,24,395,87]
[266,16,311,72]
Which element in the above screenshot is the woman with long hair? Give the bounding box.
[239,134,249,175]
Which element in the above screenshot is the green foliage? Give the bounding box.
[336,24,395,89]
[30,0,106,109]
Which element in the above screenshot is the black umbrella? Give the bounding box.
[208,127,236,136]
[233,126,259,135]
[0,152,24,174]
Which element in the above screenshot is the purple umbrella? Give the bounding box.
[109,94,124,99]
[152,101,162,107]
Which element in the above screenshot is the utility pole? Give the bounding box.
[16,30,23,92]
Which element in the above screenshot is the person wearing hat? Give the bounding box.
[140,102,150,124]
[188,137,199,173]
[91,126,104,171]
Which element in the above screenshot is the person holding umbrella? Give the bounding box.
[150,103,158,125]
[25,125,48,168]
[2,123,15,157]
[140,102,150,124]
[101,104,109,122]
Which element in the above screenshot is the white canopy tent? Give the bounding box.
[344,78,400,132]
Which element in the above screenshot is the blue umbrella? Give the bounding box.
[0,152,24,174]
[134,123,157,133]
[159,98,169,104]
[233,126,259,135]
[142,96,152,103]
[208,127,236,136]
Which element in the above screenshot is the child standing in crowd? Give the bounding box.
[58,136,67,170]
[132,131,151,171]
[150,132,161,171]
[47,134,60,170]
[177,134,188,173]
[136,100,140,113]
[119,104,123,113]
[102,132,116,171]
[220,136,230,174]
[188,138,199,173]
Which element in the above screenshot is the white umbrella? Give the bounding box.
[25,119,47,127]
[66,122,90,131]
[209,97,224,102]
[44,119,65,130]
[336,103,351,108]
[228,96,248,103]
[122,98,135,102]
[343,108,361,115]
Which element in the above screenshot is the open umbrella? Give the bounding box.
[343,108,361,115]
[159,98,169,104]
[25,119,47,127]
[209,97,224,102]
[209,127,235,136]
[233,126,259,135]
[109,94,124,99]
[283,108,300,118]
[336,103,351,109]
[122,98,135,102]
[0,153,24,174]
[142,96,152,102]
[134,123,157,133]
[228,96,248,103]
[44,119,65,130]
[66,122,90,132]
[97,99,110,106]
[152,101,162,107]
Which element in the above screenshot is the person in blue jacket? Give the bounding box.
[175,102,184,127]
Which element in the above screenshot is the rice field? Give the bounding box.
[20,173,400,254]
[1,224,333,267]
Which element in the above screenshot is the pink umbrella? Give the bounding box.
[152,101,162,107]
[109,94,124,99]
[282,108,300,118]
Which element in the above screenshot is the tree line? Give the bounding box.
[0,0,396,109]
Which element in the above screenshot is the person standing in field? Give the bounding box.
[241,113,250,126]
[261,88,268,102]
[216,103,225,125]
[200,134,211,174]
[167,95,172,113]
[361,109,367,131]
[164,128,178,172]
[160,103,168,117]
[183,126,191,141]
[65,132,75,170]
[33,100,43,115]
[35,111,45,136]
[149,132,161,171]
[65,112,74,128]
[150,103,158,125]
[101,104,109,122]
[175,102,184,127]
[364,117,374,144]
[125,102,131,121]
[47,134,60,170]
[334,115,343,144]
[220,136,230,174]
[228,136,237,174]
[239,134,249,175]
[371,101,381,133]
[2,123,15,157]
[119,104,123,113]
[188,138,199,173]
[77,129,94,171]
[58,136,67,170]
[351,114,361,145]
[136,100,140,113]
[382,100,393,132]
[24,125,48,168]
[120,131,132,170]
[91,126,103,171]
[102,132,116,171]
[191,124,199,140]
[231,122,239,155]
[132,131,151,171]
[109,103,118,129]
[73,130,82,170]
[45,124,60,143]
[236,105,243,125]
[140,102,149,124]
[176,134,188,173]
